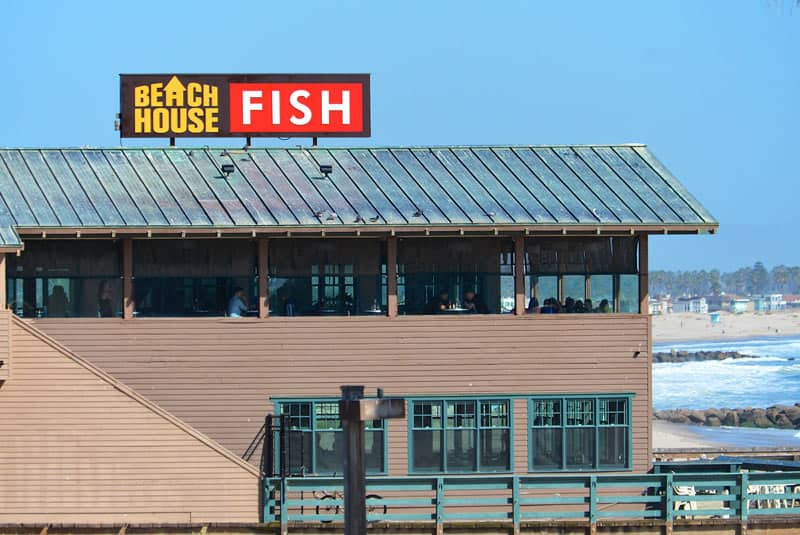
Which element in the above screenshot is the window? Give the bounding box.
[529,395,631,471]
[278,400,386,475]
[410,399,511,473]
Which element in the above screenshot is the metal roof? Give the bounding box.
[0,145,717,247]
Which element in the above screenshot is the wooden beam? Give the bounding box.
[514,235,525,315]
[122,238,134,319]
[258,237,269,319]
[639,234,649,314]
[387,237,398,318]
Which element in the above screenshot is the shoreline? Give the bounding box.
[652,311,800,344]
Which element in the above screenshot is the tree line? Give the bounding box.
[649,262,800,297]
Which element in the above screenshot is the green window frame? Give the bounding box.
[276,399,388,475]
[409,398,513,474]
[528,394,632,472]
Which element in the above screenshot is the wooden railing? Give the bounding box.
[264,471,800,529]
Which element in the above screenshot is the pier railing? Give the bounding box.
[264,471,800,528]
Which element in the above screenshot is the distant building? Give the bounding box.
[705,294,724,312]
[785,294,800,309]
[673,296,708,314]
[751,294,786,313]
[649,296,671,315]
[730,298,752,314]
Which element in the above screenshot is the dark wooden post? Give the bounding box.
[258,237,269,319]
[387,236,398,317]
[514,235,525,315]
[638,234,649,314]
[341,385,366,535]
[122,238,134,319]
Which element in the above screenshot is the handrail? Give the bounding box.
[263,471,800,529]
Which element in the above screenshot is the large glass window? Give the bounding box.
[6,240,121,317]
[279,400,386,475]
[524,237,639,314]
[399,238,512,314]
[410,399,511,473]
[133,239,256,317]
[269,239,384,316]
[529,395,631,472]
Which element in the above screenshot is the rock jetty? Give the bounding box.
[652,350,754,363]
[654,404,800,429]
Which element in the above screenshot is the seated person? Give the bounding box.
[424,290,449,314]
[584,298,593,313]
[574,300,585,313]
[227,287,249,317]
[463,289,488,314]
[540,297,559,314]
[564,297,575,313]
[598,299,611,313]
[526,296,540,314]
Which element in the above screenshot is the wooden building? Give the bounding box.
[0,145,717,523]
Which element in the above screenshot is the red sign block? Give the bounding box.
[229,83,365,134]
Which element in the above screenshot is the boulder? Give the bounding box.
[722,411,739,426]
[706,415,722,427]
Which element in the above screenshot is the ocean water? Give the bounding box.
[652,336,800,411]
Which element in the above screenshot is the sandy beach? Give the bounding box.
[652,311,800,344]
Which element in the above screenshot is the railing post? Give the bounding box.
[435,477,444,535]
[739,472,749,524]
[589,476,597,535]
[280,478,288,535]
[664,474,674,535]
[263,478,274,523]
[512,476,520,535]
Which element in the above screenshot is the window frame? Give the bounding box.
[528,393,633,473]
[273,398,389,476]
[408,396,514,475]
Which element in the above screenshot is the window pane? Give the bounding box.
[315,402,341,430]
[599,399,627,425]
[599,427,627,468]
[563,275,585,301]
[446,429,476,471]
[315,430,344,474]
[287,430,312,474]
[532,428,562,470]
[536,276,558,303]
[412,430,442,472]
[479,428,510,471]
[365,430,384,473]
[480,400,509,428]
[565,428,595,469]
[284,403,312,430]
[619,274,639,313]
[413,401,442,429]
[447,400,476,428]
[533,399,561,426]
[565,399,594,426]
[589,274,614,313]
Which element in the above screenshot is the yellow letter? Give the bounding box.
[134,85,149,107]
[205,108,219,132]
[204,84,218,107]
[150,83,164,107]
[188,108,205,133]
[186,82,202,107]
[134,108,151,133]
[152,108,169,133]
[169,108,187,133]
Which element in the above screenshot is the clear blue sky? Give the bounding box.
[1,1,797,271]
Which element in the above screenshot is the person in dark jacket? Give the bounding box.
[424,290,449,314]
[463,289,489,314]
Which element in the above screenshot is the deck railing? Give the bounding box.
[264,471,800,528]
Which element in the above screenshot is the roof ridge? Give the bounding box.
[1,143,649,151]
[10,314,260,477]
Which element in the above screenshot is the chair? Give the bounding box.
[673,485,696,517]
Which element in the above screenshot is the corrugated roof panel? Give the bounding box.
[0,151,59,226]
[61,149,125,226]
[19,151,81,226]
[121,151,191,226]
[40,150,104,226]
[0,145,717,245]
[143,150,211,226]
[102,150,168,226]
[328,150,405,225]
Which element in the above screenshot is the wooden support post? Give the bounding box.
[341,385,366,535]
[514,235,525,315]
[387,236,398,317]
[122,238,134,319]
[639,234,649,314]
[0,253,6,309]
[258,237,269,319]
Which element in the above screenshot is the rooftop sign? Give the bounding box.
[119,74,370,138]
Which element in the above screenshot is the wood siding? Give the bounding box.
[32,314,652,475]
[0,311,259,524]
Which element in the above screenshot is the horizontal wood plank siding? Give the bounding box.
[32,315,652,475]
[0,312,259,524]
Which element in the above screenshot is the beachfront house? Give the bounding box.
[671,296,708,314]
[730,298,753,314]
[0,145,717,523]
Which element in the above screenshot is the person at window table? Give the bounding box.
[463,289,488,314]
[97,280,114,318]
[527,296,540,314]
[227,287,249,318]
[424,290,449,314]
[48,285,69,317]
